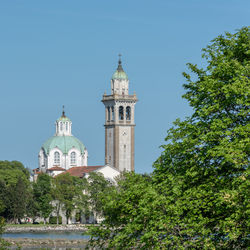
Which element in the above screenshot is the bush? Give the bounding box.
[49,216,62,224]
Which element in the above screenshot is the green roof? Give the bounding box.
[112,70,128,80]
[112,60,128,80]
[42,135,85,155]
[57,116,71,122]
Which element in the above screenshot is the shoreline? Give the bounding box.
[4,238,88,248]
[5,224,90,233]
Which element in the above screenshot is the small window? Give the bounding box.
[60,122,63,131]
[111,107,114,121]
[119,106,124,120]
[107,107,110,121]
[54,151,60,164]
[71,152,76,165]
[66,122,68,131]
[126,106,131,120]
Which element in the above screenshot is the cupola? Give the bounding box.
[111,55,129,95]
[55,106,72,136]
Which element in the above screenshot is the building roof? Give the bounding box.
[47,166,66,171]
[63,166,104,177]
[112,59,128,80]
[42,135,85,155]
[57,109,71,122]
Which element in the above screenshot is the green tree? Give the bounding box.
[5,177,29,224]
[26,190,40,223]
[86,172,113,221]
[0,161,29,186]
[53,173,85,224]
[0,180,6,216]
[153,26,250,248]
[0,161,30,222]
[87,172,167,249]
[87,27,250,249]
[33,173,53,224]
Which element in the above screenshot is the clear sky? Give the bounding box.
[0,0,249,173]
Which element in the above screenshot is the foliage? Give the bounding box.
[49,216,62,224]
[87,27,250,249]
[0,161,29,186]
[6,177,29,224]
[53,173,86,224]
[153,26,250,249]
[0,161,30,223]
[33,173,53,224]
[0,217,10,250]
[87,172,169,249]
[85,172,113,218]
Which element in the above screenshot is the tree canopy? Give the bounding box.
[87,27,250,249]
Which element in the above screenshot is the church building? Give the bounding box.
[35,57,137,180]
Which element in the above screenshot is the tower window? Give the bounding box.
[107,107,110,121]
[119,106,124,120]
[60,122,63,131]
[66,122,68,131]
[126,106,131,120]
[71,152,76,165]
[111,107,114,121]
[54,151,60,165]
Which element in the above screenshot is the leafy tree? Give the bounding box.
[0,161,29,186]
[5,177,29,224]
[0,161,30,222]
[153,26,250,248]
[87,172,167,249]
[87,27,250,249]
[26,190,40,223]
[33,173,53,224]
[85,172,113,221]
[53,173,85,224]
[0,180,6,216]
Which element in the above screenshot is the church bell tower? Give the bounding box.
[102,56,137,172]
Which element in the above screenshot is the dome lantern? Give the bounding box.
[111,54,128,81]
[55,106,72,136]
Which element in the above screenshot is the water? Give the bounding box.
[3,231,89,239]
[3,232,90,249]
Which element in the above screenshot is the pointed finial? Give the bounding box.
[117,54,123,71]
[62,105,65,117]
[118,54,122,64]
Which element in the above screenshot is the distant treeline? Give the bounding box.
[0,160,112,225]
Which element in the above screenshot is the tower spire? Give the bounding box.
[117,54,123,72]
[62,105,65,117]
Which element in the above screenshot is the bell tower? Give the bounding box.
[102,56,137,172]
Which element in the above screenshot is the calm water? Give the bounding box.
[3,231,89,239]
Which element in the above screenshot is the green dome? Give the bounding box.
[112,59,128,80]
[42,135,85,155]
[112,70,128,80]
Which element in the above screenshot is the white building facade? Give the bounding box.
[38,110,88,176]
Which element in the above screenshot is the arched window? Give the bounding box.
[66,122,68,131]
[54,151,60,165]
[126,106,131,120]
[119,106,124,120]
[60,122,63,131]
[111,107,114,121]
[107,107,110,121]
[71,152,76,165]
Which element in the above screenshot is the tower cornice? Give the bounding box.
[102,94,138,103]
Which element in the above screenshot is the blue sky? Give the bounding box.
[0,0,249,173]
